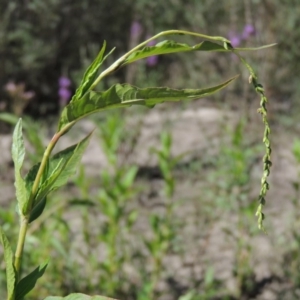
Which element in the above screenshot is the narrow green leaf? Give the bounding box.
[46,131,93,190]
[121,166,138,188]
[88,30,275,88]
[12,119,28,214]
[58,76,237,130]
[25,132,93,223]
[44,294,118,300]
[123,40,276,65]
[234,44,277,51]
[15,261,48,300]
[0,226,16,300]
[124,40,222,64]
[71,42,115,103]
[24,162,40,200]
[12,119,25,174]
[35,158,65,202]
[29,197,47,223]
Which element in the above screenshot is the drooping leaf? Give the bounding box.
[125,40,222,64]
[123,40,275,65]
[0,226,16,300]
[58,76,237,130]
[71,42,115,103]
[15,261,48,300]
[44,294,117,300]
[12,119,28,214]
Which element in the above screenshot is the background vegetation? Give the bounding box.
[1,0,300,299]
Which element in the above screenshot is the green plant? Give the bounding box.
[140,132,180,299]
[91,112,138,296]
[0,30,273,299]
[203,119,261,296]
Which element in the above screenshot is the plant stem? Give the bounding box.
[13,131,63,279]
[14,215,28,282]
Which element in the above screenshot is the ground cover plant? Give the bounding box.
[0,30,273,299]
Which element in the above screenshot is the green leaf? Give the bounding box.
[121,166,138,188]
[124,40,222,65]
[26,132,92,222]
[12,119,25,168]
[0,226,16,300]
[29,197,47,223]
[44,293,118,300]
[23,162,44,222]
[35,158,65,202]
[45,131,92,190]
[71,42,115,103]
[58,76,237,130]
[24,162,40,200]
[15,261,48,300]
[12,119,28,214]
[123,40,276,65]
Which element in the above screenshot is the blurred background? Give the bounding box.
[1,0,300,299]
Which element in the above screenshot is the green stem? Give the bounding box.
[13,129,65,280]
[14,215,28,283]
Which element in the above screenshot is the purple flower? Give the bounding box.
[228,31,241,47]
[58,87,71,106]
[130,21,142,37]
[5,81,17,93]
[23,91,35,100]
[242,24,256,40]
[59,76,71,88]
[145,36,158,66]
[146,55,158,67]
[231,36,241,47]
[58,76,72,106]
[147,39,156,47]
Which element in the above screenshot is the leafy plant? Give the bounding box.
[141,132,182,299]
[0,29,273,299]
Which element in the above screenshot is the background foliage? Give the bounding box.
[0,0,295,117]
[0,1,299,300]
